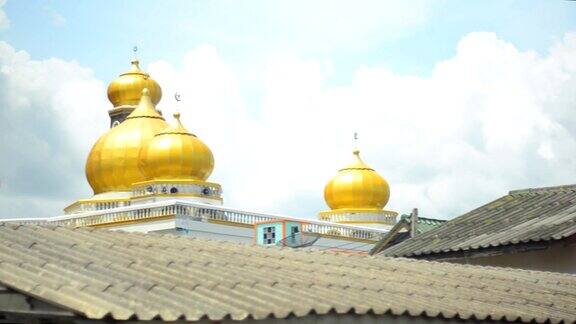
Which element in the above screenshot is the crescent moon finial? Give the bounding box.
[132,46,139,62]
[174,92,181,102]
[353,132,360,154]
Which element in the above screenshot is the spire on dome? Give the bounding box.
[125,88,164,120]
[153,111,196,136]
[172,111,185,130]
[340,149,374,171]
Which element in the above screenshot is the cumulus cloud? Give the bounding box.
[0,41,107,218]
[2,31,576,220]
[148,32,576,219]
[0,0,9,30]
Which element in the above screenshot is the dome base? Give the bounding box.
[318,208,398,230]
[131,179,222,202]
[64,179,223,215]
[64,191,132,214]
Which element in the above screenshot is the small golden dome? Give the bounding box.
[86,89,167,194]
[140,112,214,181]
[324,150,390,210]
[107,60,162,107]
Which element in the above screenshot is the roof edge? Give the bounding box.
[509,184,576,196]
[384,232,576,259]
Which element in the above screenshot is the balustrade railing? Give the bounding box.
[318,209,398,226]
[2,200,389,242]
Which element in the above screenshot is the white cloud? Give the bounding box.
[0,0,9,30]
[0,41,108,218]
[145,32,576,220]
[2,31,576,221]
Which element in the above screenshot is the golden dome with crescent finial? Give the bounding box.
[107,60,162,107]
[140,112,215,181]
[86,88,168,194]
[324,150,390,210]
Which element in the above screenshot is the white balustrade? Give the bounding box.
[2,200,389,242]
[319,209,398,225]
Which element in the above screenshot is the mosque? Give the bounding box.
[24,59,401,252]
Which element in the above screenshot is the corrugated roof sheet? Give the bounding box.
[414,216,447,235]
[0,223,575,323]
[381,184,576,258]
[369,216,446,255]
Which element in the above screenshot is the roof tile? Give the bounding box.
[381,184,576,258]
[0,223,574,323]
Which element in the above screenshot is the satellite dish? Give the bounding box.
[277,232,320,248]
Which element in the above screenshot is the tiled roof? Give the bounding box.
[398,214,447,235]
[369,215,446,255]
[413,216,447,235]
[0,223,575,323]
[381,184,576,258]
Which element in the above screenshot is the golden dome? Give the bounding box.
[86,89,167,194]
[140,112,214,181]
[107,60,162,107]
[324,150,390,210]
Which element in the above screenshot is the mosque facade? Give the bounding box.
[16,59,400,252]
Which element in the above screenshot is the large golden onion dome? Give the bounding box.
[140,112,214,181]
[107,60,162,107]
[324,150,390,210]
[86,89,168,194]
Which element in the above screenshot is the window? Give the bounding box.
[289,226,300,245]
[262,226,276,245]
[291,226,299,235]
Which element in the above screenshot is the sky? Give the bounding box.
[1,0,576,220]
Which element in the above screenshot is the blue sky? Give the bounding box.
[4,1,576,82]
[1,1,576,219]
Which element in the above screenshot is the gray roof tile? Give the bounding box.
[381,184,576,258]
[0,223,575,323]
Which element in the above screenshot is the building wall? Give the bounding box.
[256,222,284,245]
[108,218,175,233]
[285,221,301,236]
[449,243,576,274]
[174,218,376,252]
[174,220,254,243]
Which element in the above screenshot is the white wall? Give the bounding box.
[109,218,176,233]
